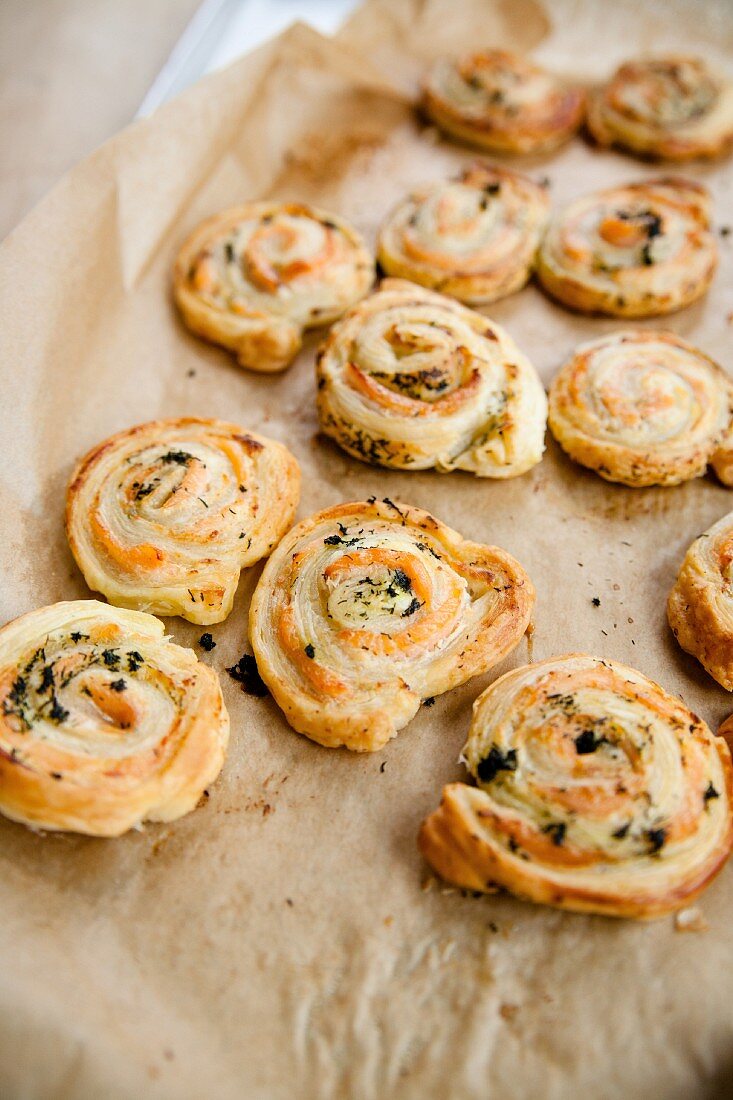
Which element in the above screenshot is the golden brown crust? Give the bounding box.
[0,601,229,836]
[668,511,733,690]
[377,164,550,305]
[316,279,547,477]
[548,330,733,487]
[173,202,374,372]
[249,498,534,752]
[537,177,718,318]
[422,49,585,155]
[419,654,733,918]
[66,417,300,625]
[587,56,733,162]
[710,421,733,487]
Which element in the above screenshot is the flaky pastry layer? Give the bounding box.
[420,654,733,918]
[0,601,229,835]
[537,177,718,317]
[250,498,534,751]
[587,56,733,162]
[422,49,585,155]
[669,511,733,690]
[316,279,547,477]
[66,417,300,624]
[548,330,733,487]
[173,202,374,371]
[377,164,550,305]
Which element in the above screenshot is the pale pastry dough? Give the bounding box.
[537,177,718,317]
[587,56,733,162]
[420,654,733,918]
[249,498,534,752]
[422,49,585,155]
[316,279,547,477]
[377,164,550,305]
[173,202,374,372]
[668,511,733,690]
[66,418,300,625]
[548,330,733,487]
[0,600,229,836]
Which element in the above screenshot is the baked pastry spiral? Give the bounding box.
[548,331,733,487]
[0,601,229,836]
[316,279,547,477]
[668,511,733,690]
[421,49,586,155]
[587,56,733,162]
[537,177,718,317]
[419,654,733,918]
[249,498,534,751]
[173,202,374,372]
[376,164,550,305]
[66,418,300,625]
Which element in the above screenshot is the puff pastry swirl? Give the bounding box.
[0,601,229,836]
[377,164,550,305]
[587,56,733,162]
[66,418,300,625]
[173,202,374,372]
[668,511,733,690]
[422,49,585,155]
[316,280,547,477]
[537,177,718,317]
[420,654,733,918]
[548,331,733,487]
[249,498,534,751]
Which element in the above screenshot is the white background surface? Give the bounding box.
[138,0,361,115]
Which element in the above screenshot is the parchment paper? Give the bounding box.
[2,2,733,1097]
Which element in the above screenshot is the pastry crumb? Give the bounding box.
[500,1003,519,1021]
[674,906,708,933]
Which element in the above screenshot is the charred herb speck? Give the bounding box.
[134,481,158,500]
[159,450,192,466]
[476,746,517,784]
[49,698,69,723]
[574,729,607,754]
[226,653,269,697]
[543,822,566,846]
